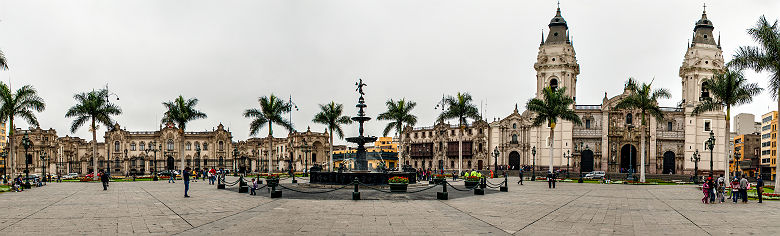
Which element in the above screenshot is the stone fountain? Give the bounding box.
[344,79,377,172]
[309,79,416,185]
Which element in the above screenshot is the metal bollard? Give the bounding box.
[474,178,485,195]
[352,177,360,200]
[217,175,225,189]
[437,179,448,200]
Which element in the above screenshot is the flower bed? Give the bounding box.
[389,176,409,184]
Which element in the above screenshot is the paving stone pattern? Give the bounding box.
[0,177,774,235]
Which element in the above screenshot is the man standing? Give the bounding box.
[547,171,556,189]
[517,169,524,185]
[183,167,191,198]
[716,174,725,203]
[100,171,109,191]
[757,176,764,203]
[739,174,749,203]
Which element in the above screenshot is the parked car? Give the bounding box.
[64,173,79,179]
[157,170,180,177]
[584,171,606,179]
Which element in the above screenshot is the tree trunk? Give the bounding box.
[329,129,333,172]
[180,128,185,178]
[8,118,14,179]
[458,124,463,175]
[724,106,730,186]
[549,122,555,174]
[268,121,273,174]
[92,118,98,181]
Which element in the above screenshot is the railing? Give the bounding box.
[656,131,684,139]
[659,107,683,112]
[573,129,601,137]
[412,126,435,131]
[127,131,156,135]
[575,105,602,110]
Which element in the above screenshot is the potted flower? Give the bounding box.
[388,176,409,192]
[265,174,280,188]
[432,174,445,185]
[465,175,480,188]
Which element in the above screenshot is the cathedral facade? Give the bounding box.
[404,6,728,176]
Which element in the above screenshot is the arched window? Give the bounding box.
[219,141,224,151]
[550,78,559,91]
[114,141,120,152]
[140,142,145,151]
[701,82,710,99]
[626,114,633,125]
[194,142,200,150]
[130,142,136,151]
[167,139,174,151]
[203,143,209,150]
[186,142,192,151]
[513,123,517,129]
[512,134,518,143]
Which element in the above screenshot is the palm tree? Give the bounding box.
[692,68,762,183]
[0,82,45,179]
[378,98,418,170]
[728,15,780,186]
[613,78,671,182]
[244,94,293,174]
[0,49,7,70]
[527,86,581,176]
[312,102,352,172]
[438,92,480,174]
[161,95,207,175]
[66,89,121,180]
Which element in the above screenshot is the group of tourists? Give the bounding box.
[702,174,764,204]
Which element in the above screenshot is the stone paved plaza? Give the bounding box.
[1,177,778,235]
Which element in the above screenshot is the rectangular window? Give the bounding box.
[704,120,712,132]
[585,119,591,129]
[667,122,673,131]
[763,125,771,131]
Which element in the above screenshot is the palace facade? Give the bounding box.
[402,6,728,176]
[8,123,330,176]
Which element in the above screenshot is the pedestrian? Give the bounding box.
[250,178,258,195]
[168,170,176,183]
[547,171,556,189]
[100,171,110,191]
[701,179,710,204]
[731,177,740,203]
[739,174,748,203]
[757,176,764,203]
[517,169,524,185]
[707,177,716,203]
[716,174,725,203]
[183,167,191,198]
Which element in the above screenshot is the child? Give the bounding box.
[250,178,258,195]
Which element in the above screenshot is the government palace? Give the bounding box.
[400,6,728,176]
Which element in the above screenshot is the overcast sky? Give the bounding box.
[0,0,778,145]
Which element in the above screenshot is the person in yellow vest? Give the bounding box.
[464,171,470,178]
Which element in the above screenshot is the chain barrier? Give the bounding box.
[357,182,394,193]
[406,184,440,193]
[277,183,351,194]
[224,176,243,187]
[445,182,481,192]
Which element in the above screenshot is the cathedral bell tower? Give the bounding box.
[680,6,727,177]
[529,4,579,172]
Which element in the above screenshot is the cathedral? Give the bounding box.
[402,5,728,177]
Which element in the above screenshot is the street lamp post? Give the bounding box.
[492,146,499,177]
[123,149,128,177]
[691,149,701,184]
[40,151,47,183]
[531,146,536,181]
[564,150,570,179]
[734,152,741,177]
[706,130,716,179]
[195,145,201,175]
[1,151,7,184]
[301,138,311,177]
[22,131,32,187]
[145,142,159,180]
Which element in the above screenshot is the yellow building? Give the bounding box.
[333,137,399,170]
[761,111,778,180]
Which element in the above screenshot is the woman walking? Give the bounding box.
[701,179,711,204]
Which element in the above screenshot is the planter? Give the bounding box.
[389,183,408,193]
[464,181,479,189]
[266,179,279,188]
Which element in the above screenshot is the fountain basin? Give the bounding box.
[310,171,417,185]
